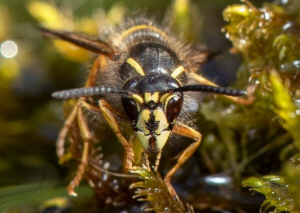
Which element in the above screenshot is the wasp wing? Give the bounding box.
[188,44,220,68]
[39,26,115,58]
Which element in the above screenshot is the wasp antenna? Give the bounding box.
[170,85,247,96]
[52,86,129,99]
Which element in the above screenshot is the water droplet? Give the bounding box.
[293,60,300,69]
[102,173,108,181]
[106,197,112,204]
[103,161,110,169]
[88,180,95,188]
[226,108,232,114]
[294,99,300,105]
[264,12,271,20]
[254,80,260,84]
[114,184,119,191]
[205,175,232,185]
[290,112,296,118]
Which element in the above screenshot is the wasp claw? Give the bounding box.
[67,183,78,197]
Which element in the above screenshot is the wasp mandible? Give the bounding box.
[41,18,247,198]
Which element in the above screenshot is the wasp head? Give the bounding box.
[121,75,183,154]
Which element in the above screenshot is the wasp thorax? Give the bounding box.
[121,75,183,154]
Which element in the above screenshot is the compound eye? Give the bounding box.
[165,76,181,89]
[122,97,139,121]
[122,77,140,90]
[165,94,183,123]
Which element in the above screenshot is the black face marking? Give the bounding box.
[148,136,157,154]
[145,112,160,134]
[146,100,160,109]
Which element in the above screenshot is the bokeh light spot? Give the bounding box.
[1,40,18,58]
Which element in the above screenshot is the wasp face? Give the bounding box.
[122,75,183,154]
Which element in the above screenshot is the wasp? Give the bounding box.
[40,17,247,199]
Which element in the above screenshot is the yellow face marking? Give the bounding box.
[136,109,151,135]
[136,131,150,151]
[153,109,169,134]
[156,131,171,150]
[126,58,145,76]
[144,92,159,103]
[171,65,185,78]
[120,25,169,42]
[131,94,144,104]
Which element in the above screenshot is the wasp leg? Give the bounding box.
[189,72,254,105]
[57,103,79,160]
[56,55,105,160]
[164,122,202,200]
[85,55,107,87]
[98,99,134,169]
[67,100,101,196]
[154,151,162,172]
[143,152,151,170]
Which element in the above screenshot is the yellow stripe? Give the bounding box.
[171,65,185,78]
[120,25,169,42]
[126,57,145,76]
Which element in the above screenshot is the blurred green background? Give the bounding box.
[0,0,277,212]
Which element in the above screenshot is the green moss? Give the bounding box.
[223,1,300,212]
[130,166,190,213]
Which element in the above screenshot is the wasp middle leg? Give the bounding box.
[164,122,202,200]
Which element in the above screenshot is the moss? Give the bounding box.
[223,0,300,212]
[130,166,190,213]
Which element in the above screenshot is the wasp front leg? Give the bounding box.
[56,55,106,161]
[189,72,254,105]
[67,100,101,196]
[98,99,134,170]
[164,122,202,199]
